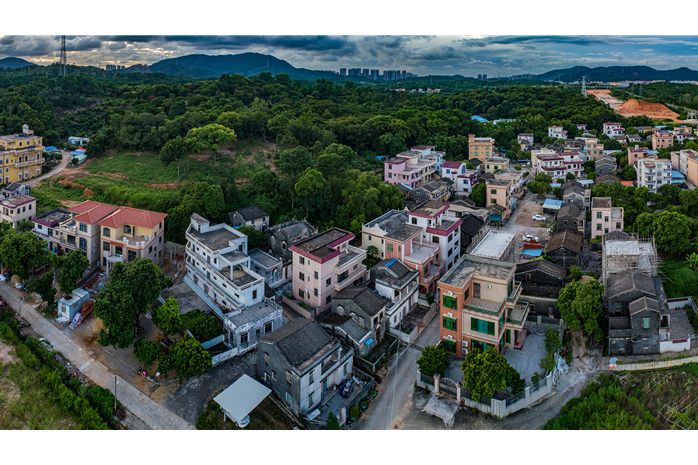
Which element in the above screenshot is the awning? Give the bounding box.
[365,338,374,346]
[489,214,502,222]
[213,374,271,424]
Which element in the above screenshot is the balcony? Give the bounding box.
[464,297,505,317]
[506,301,530,328]
[334,264,367,292]
[404,242,439,266]
[506,281,522,303]
[13,157,44,168]
[334,245,366,274]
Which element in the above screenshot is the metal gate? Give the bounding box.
[439,377,458,400]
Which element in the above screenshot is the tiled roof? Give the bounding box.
[292,228,351,259]
[595,174,621,184]
[233,205,268,221]
[558,204,583,219]
[547,230,583,254]
[442,161,463,169]
[606,271,657,300]
[261,319,333,368]
[70,201,120,225]
[334,286,386,317]
[629,297,661,315]
[515,260,567,279]
[98,207,167,229]
[0,194,35,208]
[460,214,484,237]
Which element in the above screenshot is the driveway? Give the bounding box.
[352,315,441,430]
[25,150,71,187]
[501,192,552,262]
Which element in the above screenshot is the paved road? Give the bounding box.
[25,150,70,187]
[0,283,195,430]
[353,317,440,430]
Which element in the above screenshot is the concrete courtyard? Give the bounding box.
[504,330,547,385]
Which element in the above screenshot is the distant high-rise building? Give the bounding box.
[401,70,406,79]
[370,69,379,80]
[482,74,487,80]
[362,68,370,78]
[340,68,346,76]
[105,64,116,71]
[348,68,361,77]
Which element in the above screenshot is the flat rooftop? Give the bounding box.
[248,249,281,269]
[440,254,514,288]
[385,224,421,242]
[470,230,515,260]
[293,228,351,259]
[411,200,447,217]
[226,300,279,327]
[188,225,242,252]
[591,197,612,209]
[232,268,258,287]
[604,240,656,257]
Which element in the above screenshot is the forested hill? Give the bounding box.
[534,65,698,82]
[0,57,36,69]
[149,53,344,81]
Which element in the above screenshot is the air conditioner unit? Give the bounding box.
[464,349,468,355]
[487,284,492,288]
[446,312,453,318]
[463,341,469,348]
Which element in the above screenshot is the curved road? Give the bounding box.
[25,150,71,187]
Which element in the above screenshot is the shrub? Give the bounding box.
[86,385,117,422]
[326,411,340,430]
[181,309,222,342]
[134,339,161,366]
[349,405,359,419]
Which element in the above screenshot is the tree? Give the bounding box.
[635,211,693,256]
[366,245,379,260]
[159,336,212,378]
[184,124,237,162]
[16,220,34,232]
[470,182,486,207]
[416,345,449,377]
[553,187,562,199]
[181,309,221,341]
[26,271,57,309]
[556,279,604,342]
[569,266,582,281]
[349,214,365,237]
[527,181,552,195]
[326,412,341,430]
[0,231,51,282]
[159,136,188,167]
[134,339,161,366]
[534,173,552,184]
[152,297,182,336]
[506,365,526,395]
[94,259,173,349]
[622,165,637,182]
[57,249,90,296]
[544,327,562,355]
[461,347,515,402]
[237,226,266,250]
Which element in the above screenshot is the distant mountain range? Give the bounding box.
[533,65,698,82]
[0,57,36,69]
[147,53,344,81]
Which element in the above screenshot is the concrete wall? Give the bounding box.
[612,354,698,371]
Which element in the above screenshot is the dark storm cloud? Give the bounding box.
[459,36,611,48]
[0,35,104,57]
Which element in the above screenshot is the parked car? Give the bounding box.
[522,234,539,242]
[532,214,546,221]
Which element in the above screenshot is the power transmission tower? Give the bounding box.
[581,75,587,97]
[60,35,67,76]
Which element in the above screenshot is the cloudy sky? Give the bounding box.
[4,35,698,77]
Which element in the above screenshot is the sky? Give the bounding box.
[4,35,698,77]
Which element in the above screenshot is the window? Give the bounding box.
[643,317,650,329]
[411,218,417,225]
[616,222,621,229]
[286,392,292,404]
[286,371,292,384]
[325,277,331,286]
[308,370,314,385]
[271,370,276,381]
[314,288,318,297]
[128,250,137,262]
[432,236,440,244]
[264,322,272,333]
[443,295,456,309]
[343,363,348,377]
[368,236,372,241]
[103,227,110,238]
[325,295,331,305]
[596,212,602,218]
[314,271,318,280]
[596,224,602,230]
[79,238,87,251]
[124,225,132,234]
[471,317,495,336]
[491,189,496,195]
[299,256,305,265]
[241,332,248,345]
[298,288,304,299]
[149,246,153,254]
[443,316,457,331]
[299,272,305,281]
[443,338,456,354]
[264,353,270,365]
[604,216,609,223]
[256,328,261,338]
[491,199,497,204]
[387,244,393,252]
[308,392,314,407]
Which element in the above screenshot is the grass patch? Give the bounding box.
[196,396,295,430]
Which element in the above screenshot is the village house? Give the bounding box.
[291,227,366,315]
[383,146,442,189]
[229,205,270,232]
[673,126,693,144]
[248,248,284,288]
[494,171,524,198]
[517,133,534,148]
[546,230,583,268]
[267,220,318,283]
[438,251,527,357]
[486,179,513,221]
[628,145,652,166]
[530,148,557,171]
[515,260,568,319]
[595,156,616,177]
[468,134,495,162]
[562,182,586,209]
[635,158,672,194]
[651,131,674,151]
[0,125,45,183]
[535,152,583,180]
[329,286,388,353]
[0,182,30,200]
[670,149,698,187]
[591,197,624,239]
[257,318,354,419]
[0,195,36,229]
[412,179,452,203]
[595,174,622,185]
[483,156,510,174]
[548,126,567,140]
[370,258,420,329]
[584,138,605,160]
[555,204,585,234]
[603,122,625,137]
[626,134,641,144]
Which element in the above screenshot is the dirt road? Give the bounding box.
[25,150,71,187]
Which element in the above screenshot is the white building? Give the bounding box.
[68,136,90,146]
[536,152,583,179]
[635,158,672,194]
[412,145,445,174]
[548,126,567,140]
[603,122,625,137]
[371,258,420,329]
[406,201,462,271]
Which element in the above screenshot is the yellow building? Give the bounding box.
[0,125,45,184]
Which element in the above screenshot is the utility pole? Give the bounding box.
[114,376,117,412]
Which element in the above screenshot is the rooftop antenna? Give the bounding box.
[60,35,67,76]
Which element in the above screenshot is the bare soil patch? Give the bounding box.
[514,203,549,228]
[620,98,681,122]
[0,341,19,365]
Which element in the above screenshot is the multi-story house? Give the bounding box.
[258,318,354,418]
[635,158,672,194]
[536,152,583,179]
[268,220,318,283]
[0,195,36,229]
[0,125,45,183]
[412,180,451,203]
[562,183,586,209]
[412,145,445,173]
[595,156,616,177]
[332,286,387,350]
[603,122,625,137]
[440,161,467,183]
[546,230,583,268]
[456,170,478,193]
[438,253,527,357]
[483,156,509,174]
[290,228,366,314]
[585,138,605,160]
[530,148,558,171]
[370,258,420,329]
[99,206,167,272]
[486,179,512,221]
[0,182,30,200]
[670,149,698,186]
[651,131,674,151]
[185,214,282,356]
[628,145,651,166]
[468,134,495,162]
[229,205,269,232]
[673,126,693,144]
[248,249,284,288]
[494,171,524,198]
[591,197,624,239]
[556,205,585,234]
[406,201,462,272]
[384,148,438,189]
[548,126,567,140]
[626,134,641,145]
[517,133,534,146]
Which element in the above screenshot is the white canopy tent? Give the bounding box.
[214,374,271,427]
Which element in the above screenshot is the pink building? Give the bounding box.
[591,197,624,239]
[384,147,441,188]
[536,152,583,179]
[290,228,367,315]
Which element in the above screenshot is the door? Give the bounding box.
[473,283,481,299]
[322,379,328,397]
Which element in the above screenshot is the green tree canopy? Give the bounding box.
[416,345,449,377]
[159,136,188,166]
[26,271,57,308]
[134,339,161,366]
[160,336,212,378]
[184,123,237,155]
[152,297,182,336]
[556,279,604,342]
[0,231,51,282]
[238,225,267,250]
[461,347,520,402]
[635,211,694,256]
[57,249,90,296]
[470,182,486,207]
